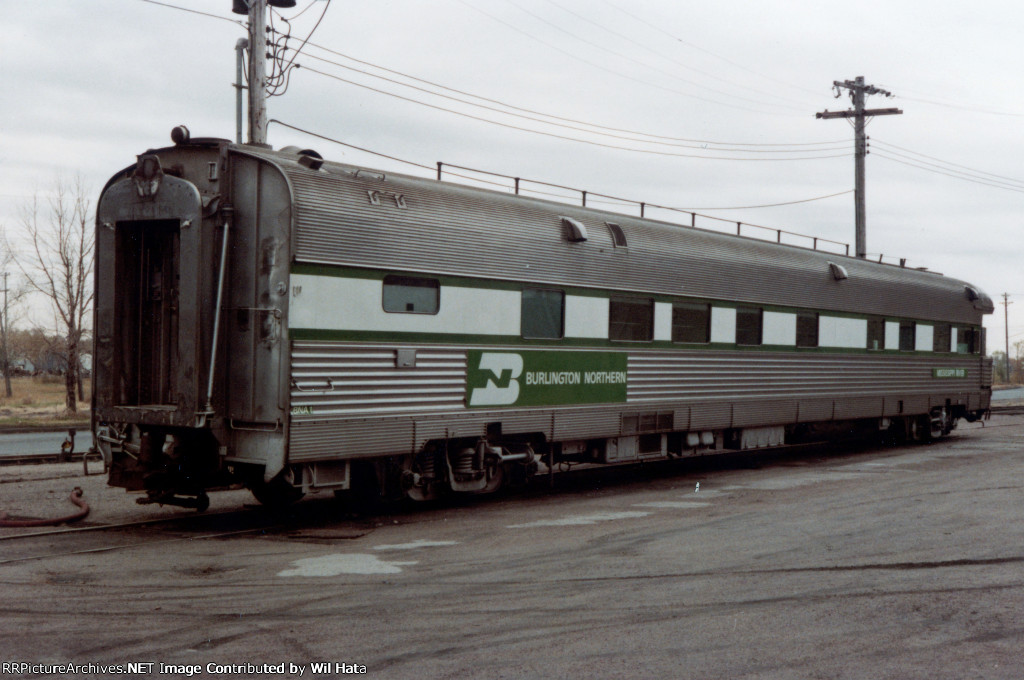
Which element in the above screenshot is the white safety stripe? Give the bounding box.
[290,274,520,335]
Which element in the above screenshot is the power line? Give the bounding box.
[137,0,243,26]
[269,119,435,172]
[299,65,851,162]
[599,0,822,99]
[269,118,854,213]
[896,94,1024,118]
[498,0,801,113]
[873,153,1024,195]
[678,189,853,211]
[137,0,846,149]
[871,139,1024,189]
[298,50,851,155]
[543,0,792,106]
[266,0,329,91]
[453,0,792,117]
[303,43,847,149]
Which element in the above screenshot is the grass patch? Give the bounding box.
[0,376,91,426]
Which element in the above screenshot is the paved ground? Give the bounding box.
[0,430,83,459]
[2,415,1023,679]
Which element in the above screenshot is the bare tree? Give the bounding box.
[0,258,28,398]
[17,177,95,414]
[1014,340,1024,384]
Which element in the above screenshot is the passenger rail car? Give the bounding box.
[93,131,993,509]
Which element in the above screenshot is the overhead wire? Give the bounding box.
[137,0,848,150]
[276,0,330,75]
[269,119,854,215]
[873,152,1024,195]
[302,43,847,149]
[871,140,1024,189]
[137,0,244,26]
[298,64,851,162]
[674,189,853,211]
[598,0,823,99]
[540,0,809,111]
[265,0,331,97]
[870,138,1024,194]
[895,94,1024,118]
[453,0,792,117]
[497,0,801,113]
[299,50,851,155]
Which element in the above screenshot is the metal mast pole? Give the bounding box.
[247,0,268,145]
[235,38,248,144]
[817,76,902,259]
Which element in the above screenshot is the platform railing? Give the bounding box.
[436,161,851,257]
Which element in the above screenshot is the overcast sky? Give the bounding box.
[3,0,1022,353]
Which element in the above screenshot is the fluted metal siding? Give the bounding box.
[290,342,466,417]
[239,150,991,326]
[285,341,988,460]
[627,351,982,403]
[289,419,413,461]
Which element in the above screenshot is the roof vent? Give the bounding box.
[964,285,980,301]
[561,216,588,242]
[170,125,190,145]
[298,154,324,171]
[828,261,848,281]
[281,146,324,171]
[606,222,628,247]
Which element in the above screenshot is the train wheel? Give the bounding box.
[929,408,948,439]
[907,416,925,442]
[248,469,305,508]
[335,460,405,513]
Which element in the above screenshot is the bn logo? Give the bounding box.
[468,352,523,406]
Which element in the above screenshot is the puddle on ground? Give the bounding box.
[721,470,871,491]
[507,511,650,528]
[374,539,459,551]
[632,501,710,509]
[278,553,418,577]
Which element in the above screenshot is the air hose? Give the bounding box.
[0,487,90,527]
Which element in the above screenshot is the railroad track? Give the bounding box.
[0,518,277,566]
[0,451,96,466]
[0,502,368,566]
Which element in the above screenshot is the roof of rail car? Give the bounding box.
[233,144,994,323]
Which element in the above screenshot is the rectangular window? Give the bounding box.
[735,307,762,346]
[609,297,653,341]
[796,312,819,348]
[382,275,439,314]
[867,317,885,350]
[933,324,951,353]
[522,288,564,339]
[957,327,980,354]
[899,321,916,351]
[671,302,710,343]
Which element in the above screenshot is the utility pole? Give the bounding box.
[247,0,269,146]
[1003,293,1013,383]
[231,0,269,145]
[1,272,9,398]
[816,76,902,259]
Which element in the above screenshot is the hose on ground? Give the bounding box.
[0,487,90,527]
